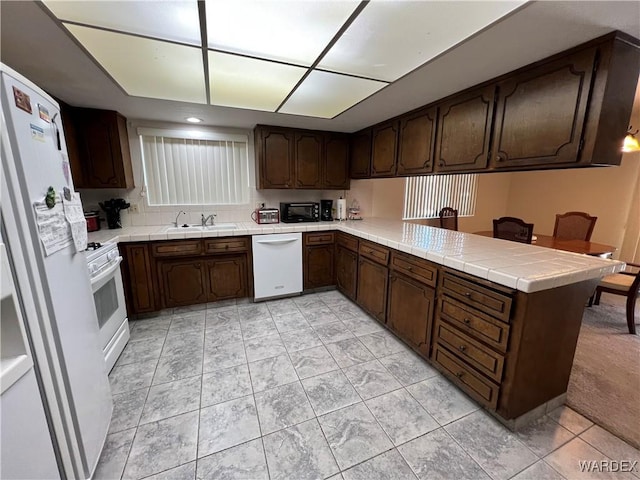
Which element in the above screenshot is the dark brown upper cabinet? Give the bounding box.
[255,125,349,189]
[256,127,295,189]
[371,120,399,177]
[435,86,496,173]
[349,129,372,178]
[490,48,597,169]
[62,106,134,189]
[397,107,437,176]
[295,132,323,188]
[324,134,350,189]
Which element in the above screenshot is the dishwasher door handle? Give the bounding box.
[255,238,299,245]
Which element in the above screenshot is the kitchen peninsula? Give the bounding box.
[90,218,624,429]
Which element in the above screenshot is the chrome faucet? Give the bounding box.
[174,210,186,227]
[201,213,217,227]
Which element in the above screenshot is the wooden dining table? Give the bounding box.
[473,231,617,257]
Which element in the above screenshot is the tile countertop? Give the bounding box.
[89,218,625,294]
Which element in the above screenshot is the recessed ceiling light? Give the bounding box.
[186,117,202,123]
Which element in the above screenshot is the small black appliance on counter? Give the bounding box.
[99,198,130,229]
[280,202,319,223]
[320,199,333,221]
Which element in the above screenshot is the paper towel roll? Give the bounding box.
[337,198,347,220]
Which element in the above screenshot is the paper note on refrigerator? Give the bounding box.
[62,192,87,253]
[33,195,73,256]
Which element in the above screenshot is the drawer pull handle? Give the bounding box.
[456,371,464,378]
[464,292,472,298]
[463,318,471,325]
[459,345,466,352]
[407,266,413,271]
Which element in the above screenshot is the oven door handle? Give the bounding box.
[91,256,123,289]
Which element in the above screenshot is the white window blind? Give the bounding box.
[139,128,249,206]
[403,174,478,220]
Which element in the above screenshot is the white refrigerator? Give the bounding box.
[1,63,112,479]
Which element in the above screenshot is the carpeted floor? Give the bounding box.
[567,293,640,449]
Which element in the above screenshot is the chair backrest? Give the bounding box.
[553,211,597,241]
[439,207,458,231]
[493,217,534,244]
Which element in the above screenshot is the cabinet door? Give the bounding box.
[206,255,248,301]
[120,243,156,314]
[435,86,495,172]
[336,245,357,300]
[349,129,371,178]
[258,127,294,188]
[356,257,388,323]
[371,121,399,177]
[295,132,323,188]
[491,49,596,168]
[324,134,350,189]
[304,245,335,290]
[387,272,435,357]
[59,103,86,188]
[397,107,437,175]
[81,110,134,188]
[159,260,208,308]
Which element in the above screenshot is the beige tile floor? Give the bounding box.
[96,291,640,480]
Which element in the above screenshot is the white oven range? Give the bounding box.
[86,242,129,372]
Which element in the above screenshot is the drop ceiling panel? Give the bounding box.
[206,0,360,66]
[44,1,200,45]
[65,24,206,104]
[318,0,528,82]
[208,52,307,112]
[279,71,387,118]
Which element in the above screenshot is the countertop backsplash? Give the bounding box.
[78,187,346,227]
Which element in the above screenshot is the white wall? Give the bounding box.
[79,120,345,226]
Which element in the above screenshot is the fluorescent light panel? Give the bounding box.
[65,24,206,104]
[208,52,306,112]
[279,71,387,118]
[44,1,201,45]
[206,0,360,66]
[319,0,528,81]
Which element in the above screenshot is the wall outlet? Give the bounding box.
[129,203,140,214]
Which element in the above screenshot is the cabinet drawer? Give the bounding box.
[358,240,390,266]
[390,252,437,288]
[336,232,358,252]
[440,272,512,322]
[433,344,499,409]
[434,319,505,382]
[304,232,335,246]
[151,240,202,257]
[204,237,249,254]
[439,296,510,353]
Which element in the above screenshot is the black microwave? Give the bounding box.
[280,202,320,223]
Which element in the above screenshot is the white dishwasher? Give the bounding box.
[252,233,303,300]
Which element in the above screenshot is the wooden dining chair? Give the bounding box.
[553,211,597,241]
[589,262,640,334]
[439,207,458,231]
[493,217,534,244]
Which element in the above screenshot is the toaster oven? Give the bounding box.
[280,202,320,223]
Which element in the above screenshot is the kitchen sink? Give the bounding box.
[165,223,237,233]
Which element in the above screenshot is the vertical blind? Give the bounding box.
[138,128,249,206]
[403,174,478,219]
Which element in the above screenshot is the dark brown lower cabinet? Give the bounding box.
[206,255,248,301]
[387,272,435,357]
[120,243,156,314]
[304,245,335,290]
[356,257,388,322]
[159,259,208,308]
[336,245,358,300]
